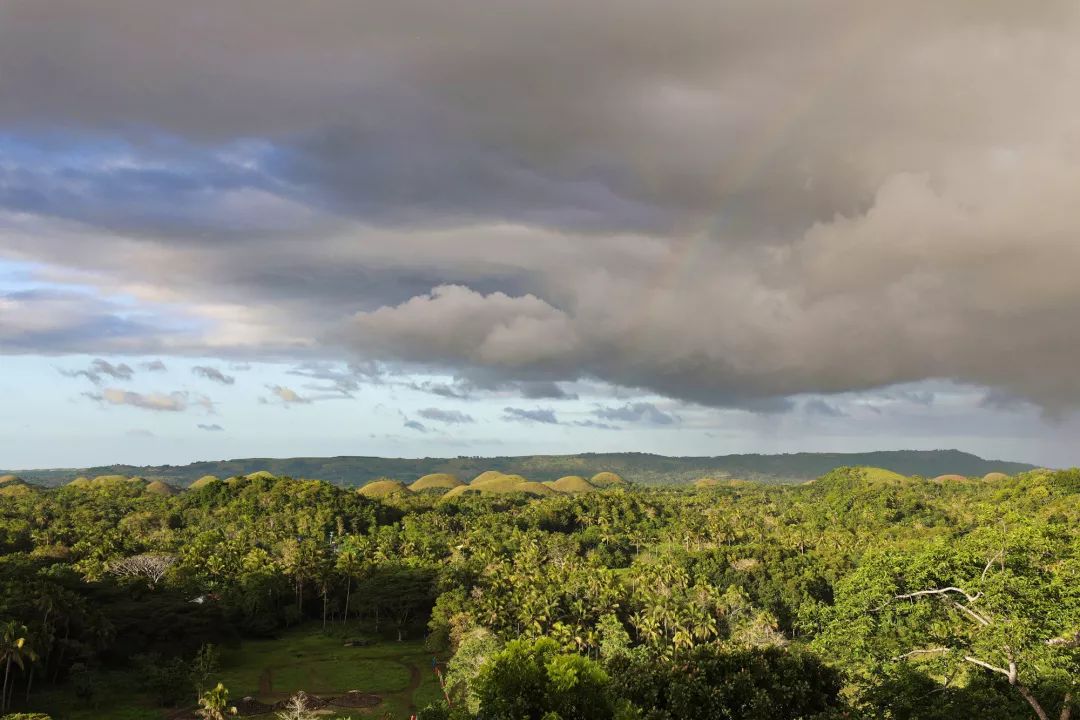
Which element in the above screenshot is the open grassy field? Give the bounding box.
[215,624,445,717]
[32,623,445,719]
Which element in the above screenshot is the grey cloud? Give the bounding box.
[410,381,471,400]
[141,360,167,372]
[516,381,578,400]
[287,361,384,397]
[893,390,935,407]
[1,288,180,355]
[503,407,558,424]
[4,2,1080,414]
[192,365,236,385]
[403,419,427,432]
[409,375,577,401]
[803,399,848,418]
[980,389,1032,413]
[61,358,135,385]
[197,423,225,431]
[417,408,474,425]
[594,402,678,426]
[573,420,620,430]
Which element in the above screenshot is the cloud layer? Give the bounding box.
[3,1,1080,412]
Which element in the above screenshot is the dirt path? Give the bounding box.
[404,661,422,712]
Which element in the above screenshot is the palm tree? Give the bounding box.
[335,535,364,625]
[1,622,35,712]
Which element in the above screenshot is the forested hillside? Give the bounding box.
[5,449,1036,488]
[0,467,1075,719]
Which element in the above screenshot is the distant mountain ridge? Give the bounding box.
[5,449,1038,488]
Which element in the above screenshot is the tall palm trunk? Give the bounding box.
[342,576,351,625]
[2,655,10,712]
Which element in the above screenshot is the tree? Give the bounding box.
[190,643,219,701]
[108,554,176,588]
[0,622,35,712]
[196,682,235,720]
[473,637,618,720]
[336,535,365,625]
[820,529,1079,720]
[276,692,318,720]
[358,566,436,641]
[608,644,842,720]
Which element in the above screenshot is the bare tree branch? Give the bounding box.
[895,587,983,604]
[896,647,952,660]
[109,554,176,587]
[1047,631,1080,648]
[982,551,1004,582]
[963,655,1011,678]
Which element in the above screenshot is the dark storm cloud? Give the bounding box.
[197,423,225,432]
[4,1,1080,413]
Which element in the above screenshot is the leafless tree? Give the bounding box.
[276,692,317,720]
[109,553,176,587]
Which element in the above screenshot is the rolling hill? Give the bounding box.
[3,449,1037,489]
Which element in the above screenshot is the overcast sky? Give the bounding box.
[3,1,1080,469]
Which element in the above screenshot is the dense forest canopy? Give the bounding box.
[4,449,1037,488]
[0,466,1075,719]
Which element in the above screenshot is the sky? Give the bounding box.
[3,1,1080,469]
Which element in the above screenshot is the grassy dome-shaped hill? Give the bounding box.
[590,471,625,487]
[441,485,483,500]
[982,472,1009,482]
[0,483,32,497]
[92,474,131,484]
[517,481,556,496]
[244,470,277,481]
[468,475,528,493]
[470,470,508,486]
[932,474,969,483]
[67,477,91,488]
[547,475,598,493]
[145,480,177,496]
[859,467,909,483]
[358,479,411,498]
[411,473,464,491]
[693,477,722,489]
[189,475,220,490]
[0,475,22,486]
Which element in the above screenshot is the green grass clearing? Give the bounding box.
[30,623,446,720]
